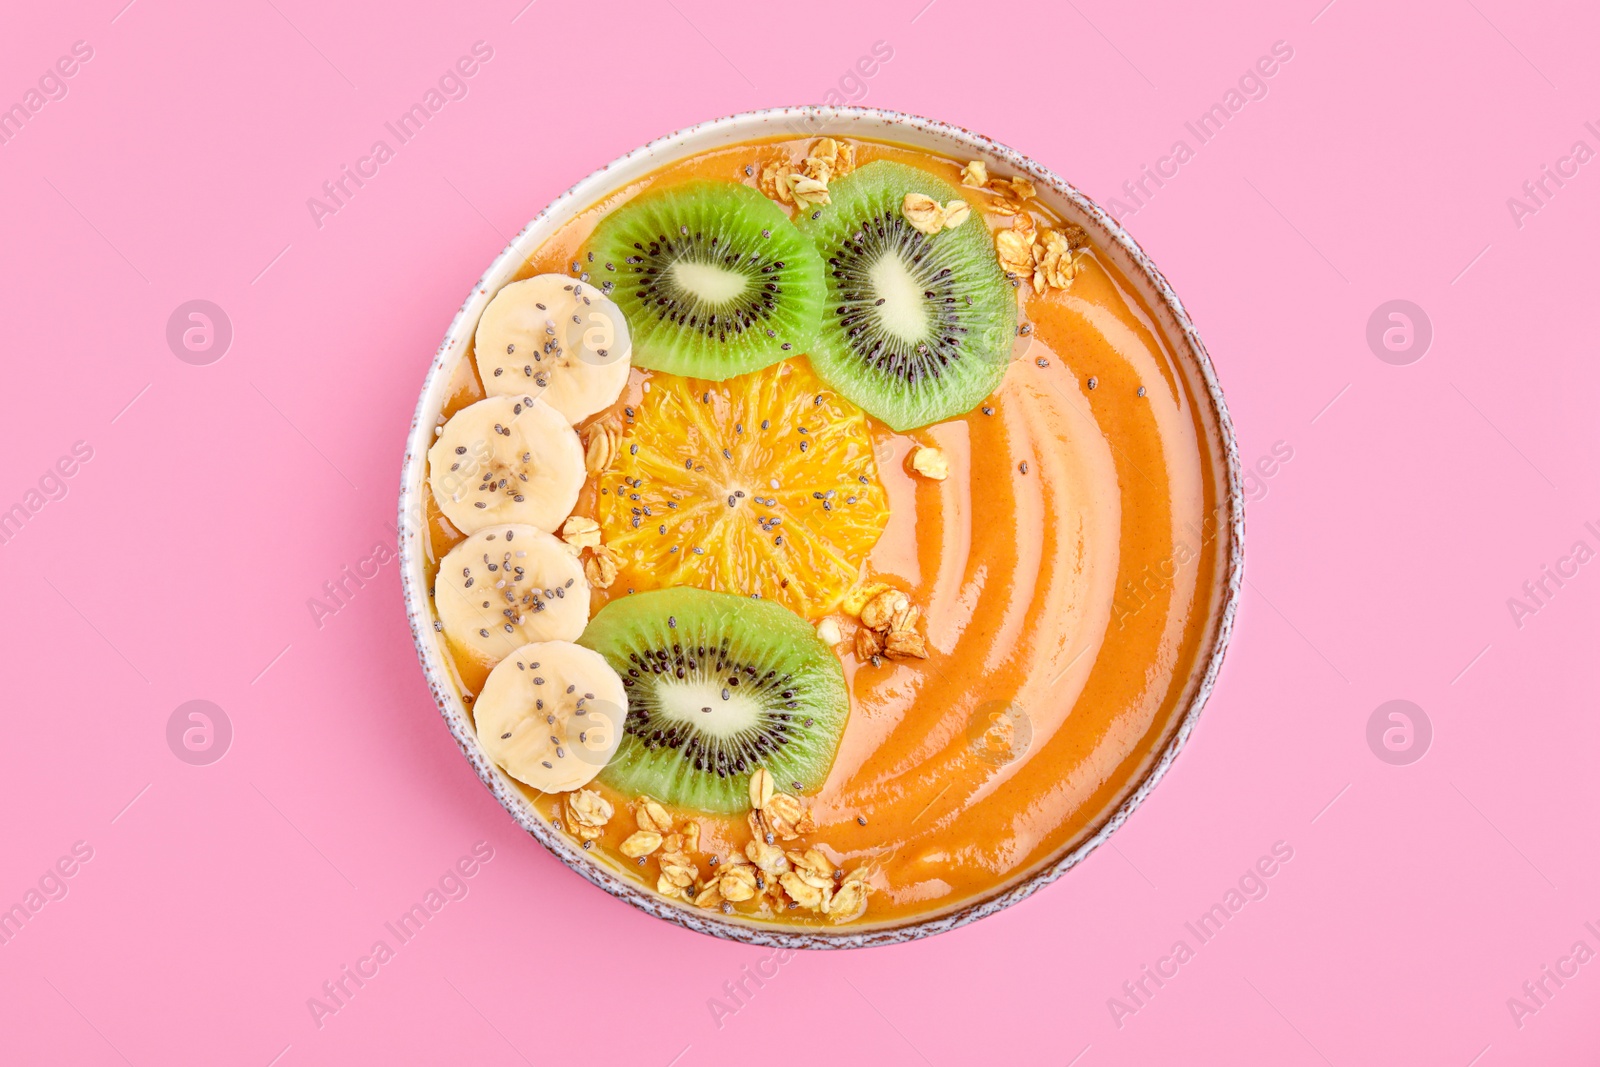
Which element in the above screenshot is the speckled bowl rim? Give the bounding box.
[398,106,1245,950]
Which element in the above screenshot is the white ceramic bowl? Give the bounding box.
[398,106,1245,948]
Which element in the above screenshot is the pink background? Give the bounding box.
[2,0,1597,1063]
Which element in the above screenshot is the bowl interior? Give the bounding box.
[397,106,1244,949]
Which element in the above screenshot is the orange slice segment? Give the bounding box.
[597,358,889,619]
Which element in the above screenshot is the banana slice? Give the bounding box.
[474,275,632,425]
[428,395,583,534]
[436,524,589,668]
[475,641,627,792]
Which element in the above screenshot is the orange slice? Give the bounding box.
[597,358,889,619]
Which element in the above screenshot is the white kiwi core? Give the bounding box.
[867,252,931,343]
[653,678,766,740]
[672,261,748,305]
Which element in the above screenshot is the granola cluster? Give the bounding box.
[563,787,614,842]
[619,795,708,904]
[757,137,857,209]
[900,193,970,236]
[960,160,1090,293]
[707,769,872,921]
[996,212,1089,294]
[563,778,873,923]
[557,513,622,589]
[581,413,621,476]
[560,416,626,588]
[959,160,1039,215]
[848,586,928,662]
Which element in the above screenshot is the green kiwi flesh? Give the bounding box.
[579,587,848,813]
[797,160,1017,431]
[583,181,826,381]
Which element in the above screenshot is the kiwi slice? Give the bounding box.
[797,160,1017,431]
[579,587,847,813]
[584,181,826,381]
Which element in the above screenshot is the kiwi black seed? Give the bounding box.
[796,160,1016,431]
[579,587,847,813]
[581,181,827,381]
